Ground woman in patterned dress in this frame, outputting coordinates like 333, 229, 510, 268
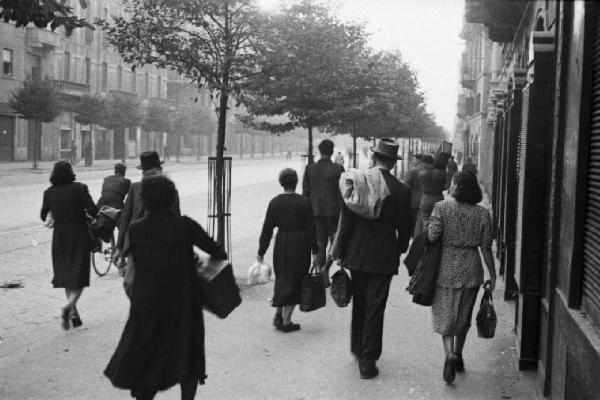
427, 171, 496, 383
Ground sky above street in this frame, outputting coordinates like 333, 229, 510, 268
336, 0, 465, 133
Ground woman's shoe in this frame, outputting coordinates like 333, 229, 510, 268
61, 307, 70, 330
278, 323, 301, 332
273, 312, 283, 329
455, 353, 465, 373
443, 354, 456, 383
70, 309, 83, 328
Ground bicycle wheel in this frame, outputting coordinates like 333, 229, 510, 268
92, 235, 115, 277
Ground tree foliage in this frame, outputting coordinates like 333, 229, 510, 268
142, 100, 172, 133
102, 93, 143, 130
9, 75, 62, 122
1, 0, 91, 34
72, 94, 106, 126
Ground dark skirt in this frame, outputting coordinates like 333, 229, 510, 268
51, 221, 91, 289
272, 230, 312, 307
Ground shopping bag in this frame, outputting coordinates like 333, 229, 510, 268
299, 266, 326, 312
197, 256, 242, 319
476, 287, 497, 338
330, 267, 352, 307
247, 262, 272, 285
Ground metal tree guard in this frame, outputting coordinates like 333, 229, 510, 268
207, 156, 232, 260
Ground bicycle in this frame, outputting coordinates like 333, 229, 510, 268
92, 233, 116, 276
90, 207, 122, 277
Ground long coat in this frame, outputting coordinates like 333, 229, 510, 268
332, 169, 412, 275
40, 182, 98, 289
302, 157, 345, 217
117, 179, 180, 252
104, 214, 227, 392
97, 174, 131, 210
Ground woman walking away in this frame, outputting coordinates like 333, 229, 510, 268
40, 161, 98, 329
104, 175, 227, 400
257, 168, 318, 332
427, 171, 496, 384
419, 155, 446, 229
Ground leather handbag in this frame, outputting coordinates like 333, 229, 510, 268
300, 266, 326, 312
197, 256, 242, 319
330, 267, 352, 307
476, 287, 497, 338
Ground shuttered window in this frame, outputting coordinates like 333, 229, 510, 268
582, 10, 600, 329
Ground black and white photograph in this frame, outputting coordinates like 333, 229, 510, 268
0, 0, 597, 399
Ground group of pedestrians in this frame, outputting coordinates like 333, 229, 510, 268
258, 138, 495, 383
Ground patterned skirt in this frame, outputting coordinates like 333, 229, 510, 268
431, 287, 479, 335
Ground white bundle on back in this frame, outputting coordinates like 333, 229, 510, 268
339, 168, 390, 219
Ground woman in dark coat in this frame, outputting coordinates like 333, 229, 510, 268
40, 161, 98, 329
257, 168, 318, 332
104, 175, 226, 400
418, 155, 447, 229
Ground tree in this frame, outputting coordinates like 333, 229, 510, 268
103, 93, 143, 162
241, 0, 369, 163
102, 0, 267, 247
1, 0, 91, 34
9, 76, 62, 169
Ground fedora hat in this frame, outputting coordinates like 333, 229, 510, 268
136, 151, 164, 170
370, 138, 402, 160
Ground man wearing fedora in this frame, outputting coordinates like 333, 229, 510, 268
302, 139, 345, 286
114, 151, 180, 276
332, 138, 412, 379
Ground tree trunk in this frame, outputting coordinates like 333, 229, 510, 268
33, 120, 39, 169
307, 125, 314, 164
352, 124, 357, 168
239, 134, 243, 159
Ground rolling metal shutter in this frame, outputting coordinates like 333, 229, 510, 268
582, 10, 600, 327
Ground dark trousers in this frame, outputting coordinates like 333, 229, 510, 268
350, 270, 393, 362
314, 215, 338, 268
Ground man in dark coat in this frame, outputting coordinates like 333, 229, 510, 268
462, 157, 478, 176
302, 139, 345, 284
97, 163, 131, 210
332, 138, 412, 379
114, 151, 180, 271
404, 154, 424, 237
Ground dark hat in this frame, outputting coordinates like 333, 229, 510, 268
136, 151, 164, 170
370, 138, 402, 160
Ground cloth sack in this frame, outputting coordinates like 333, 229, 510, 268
247, 261, 272, 285
476, 287, 497, 338
339, 168, 390, 219
330, 267, 352, 307
407, 234, 442, 307
90, 206, 120, 242
300, 266, 326, 312
196, 256, 242, 319
43, 212, 54, 229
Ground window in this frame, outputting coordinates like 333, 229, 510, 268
131, 71, 136, 93
144, 72, 149, 98
102, 7, 109, 48
85, 2, 93, 42
117, 65, 122, 90
157, 76, 162, 98
64, 52, 71, 81
101, 62, 107, 90
30, 54, 41, 79
85, 58, 91, 85
2, 49, 13, 77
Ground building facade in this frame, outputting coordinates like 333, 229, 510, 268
465, 0, 600, 398
0, 0, 168, 162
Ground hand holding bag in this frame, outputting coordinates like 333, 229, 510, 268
330, 267, 352, 307
197, 256, 242, 319
300, 265, 326, 312
476, 286, 497, 338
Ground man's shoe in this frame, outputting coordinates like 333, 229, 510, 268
359, 361, 379, 379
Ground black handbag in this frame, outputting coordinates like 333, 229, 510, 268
407, 239, 442, 307
196, 256, 242, 319
476, 287, 497, 338
300, 266, 326, 312
330, 267, 352, 307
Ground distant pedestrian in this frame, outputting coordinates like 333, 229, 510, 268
83, 140, 93, 167
114, 151, 180, 274
404, 154, 424, 237
334, 151, 345, 166
162, 135, 170, 162
97, 163, 131, 211
462, 157, 478, 176
258, 168, 318, 332
104, 175, 227, 400
332, 138, 412, 379
40, 161, 98, 330
418, 155, 446, 229
428, 171, 496, 383
302, 139, 344, 286
70, 140, 77, 165
446, 156, 458, 189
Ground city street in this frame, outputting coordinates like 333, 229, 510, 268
0, 156, 540, 399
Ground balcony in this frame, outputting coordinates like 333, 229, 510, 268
456, 94, 467, 119
110, 90, 138, 101
461, 74, 475, 90
465, 0, 528, 43
53, 80, 90, 96
25, 27, 60, 49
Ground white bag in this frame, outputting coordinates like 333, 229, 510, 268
247, 262, 272, 285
